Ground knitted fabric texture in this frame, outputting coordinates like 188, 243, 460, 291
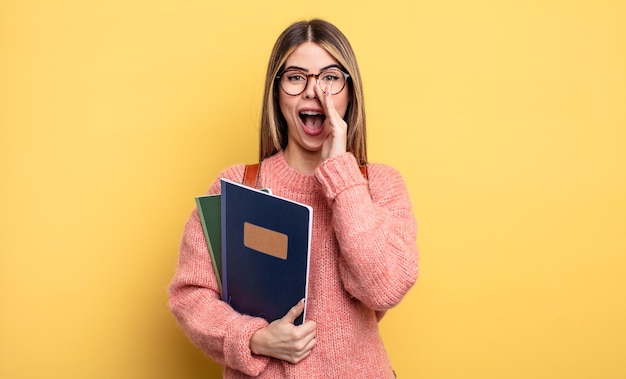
169, 152, 418, 378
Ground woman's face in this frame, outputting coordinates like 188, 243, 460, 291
278, 42, 349, 161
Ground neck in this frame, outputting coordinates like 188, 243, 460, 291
283, 147, 322, 174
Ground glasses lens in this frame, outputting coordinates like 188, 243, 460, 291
279, 69, 348, 96
318, 69, 346, 95
280, 70, 307, 96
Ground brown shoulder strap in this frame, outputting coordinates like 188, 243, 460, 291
359, 165, 368, 180
242, 163, 260, 188
243, 163, 368, 188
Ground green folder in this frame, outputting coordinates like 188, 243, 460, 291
196, 195, 223, 293
196, 189, 270, 295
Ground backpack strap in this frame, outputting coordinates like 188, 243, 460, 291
242, 163, 260, 188
359, 165, 368, 181
243, 162, 368, 189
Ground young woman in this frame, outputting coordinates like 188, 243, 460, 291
169, 19, 419, 378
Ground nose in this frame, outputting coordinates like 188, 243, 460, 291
302, 74, 318, 99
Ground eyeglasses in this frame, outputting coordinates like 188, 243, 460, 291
276, 68, 350, 96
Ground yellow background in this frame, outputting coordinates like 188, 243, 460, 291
1, 1, 625, 378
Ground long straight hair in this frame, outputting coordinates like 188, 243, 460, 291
259, 19, 367, 165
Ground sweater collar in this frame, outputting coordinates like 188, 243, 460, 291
263, 151, 321, 193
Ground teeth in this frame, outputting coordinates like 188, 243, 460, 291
300, 110, 323, 116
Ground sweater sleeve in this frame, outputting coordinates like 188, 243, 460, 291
315, 153, 419, 311
168, 165, 271, 376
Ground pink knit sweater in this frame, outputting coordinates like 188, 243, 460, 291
169, 152, 418, 378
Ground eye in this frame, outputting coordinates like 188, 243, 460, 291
285, 71, 306, 82
320, 70, 342, 82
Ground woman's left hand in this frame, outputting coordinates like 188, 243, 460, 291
316, 81, 347, 161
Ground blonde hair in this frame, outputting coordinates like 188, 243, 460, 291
259, 19, 367, 165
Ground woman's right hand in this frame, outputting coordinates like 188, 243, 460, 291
317, 81, 348, 162
249, 300, 317, 364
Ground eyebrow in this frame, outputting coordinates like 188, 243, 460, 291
283, 64, 342, 72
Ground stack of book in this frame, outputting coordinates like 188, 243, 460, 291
196, 179, 312, 325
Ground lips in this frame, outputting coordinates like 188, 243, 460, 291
299, 109, 326, 136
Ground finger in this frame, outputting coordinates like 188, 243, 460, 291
297, 336, 318, 360
303, 333, 317, 351
314, 80, 328, 106
296, 320, 317, 337
282, 299, 305, 324
290, 345, 314, 364
290, 328, 317, 364
314, 81, 334, 112
322, 91, 342, 128
324, 81, 335, 110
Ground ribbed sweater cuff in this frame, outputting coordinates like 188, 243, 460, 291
315, 153, 368, 200
223, 315, 270, 376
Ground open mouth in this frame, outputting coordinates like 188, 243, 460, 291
299, 110, 326, 135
